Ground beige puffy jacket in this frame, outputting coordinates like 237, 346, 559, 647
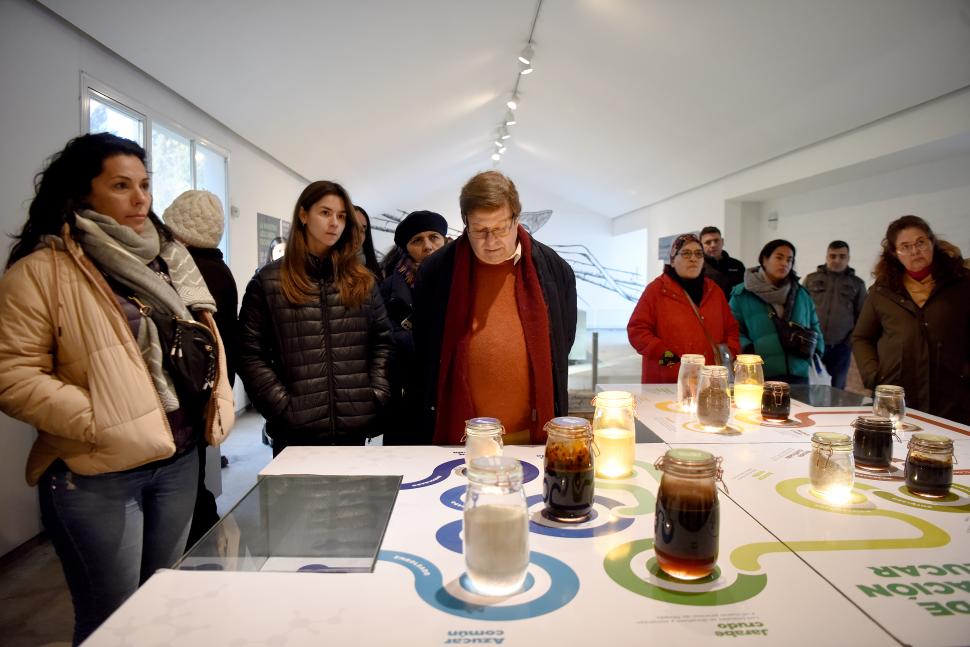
0, 226, 235, 485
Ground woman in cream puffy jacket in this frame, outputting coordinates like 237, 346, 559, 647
0, 133, 233, 645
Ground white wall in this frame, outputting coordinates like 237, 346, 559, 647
0, 0, 307, 557
760, 154, 970, 284
615, 89, 970, 281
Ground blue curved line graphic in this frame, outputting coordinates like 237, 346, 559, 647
526, 494, 636, 538
401, 459, 466, 490
439, 486, 467, 512
403, 458, 540, 491
379, 550, 579, 620
436, 519, 465, 554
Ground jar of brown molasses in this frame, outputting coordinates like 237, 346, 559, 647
761, 381, 790, 421
653, 448, 723, 580
852, 416, 899, 471
905, 433, 954, 499
543, 417, 595, 522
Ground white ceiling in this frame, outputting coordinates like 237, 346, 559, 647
41, 0, 970, 219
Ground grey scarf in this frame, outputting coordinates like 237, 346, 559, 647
73, 210, 215, 412
743, 267, 792, 317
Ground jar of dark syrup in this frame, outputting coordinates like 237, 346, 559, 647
653, 448, 723, 580
760, 381, 790, 422
543, 417, 595, 522
852, 415, 898, 471
905, 433, 954, 499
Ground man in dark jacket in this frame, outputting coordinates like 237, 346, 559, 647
413, 171, 577, 445
163, 190, 239, 547
803, 241, 867, 389
701, 226, 746, 297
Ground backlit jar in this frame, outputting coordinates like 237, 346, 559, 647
760, 381, 790, 422
592, 391, 635, 478
905, 433, 954, 499
654, 448, 723, 580
732, 354, 765, 411
463, 417, 504, 466
543, 417, 595, 522
810, 432, 854, 503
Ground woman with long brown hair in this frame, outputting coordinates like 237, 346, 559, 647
852, 215, 970, 423
238, 181, 393, 453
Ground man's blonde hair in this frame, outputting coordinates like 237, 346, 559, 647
459, 171, 521, 225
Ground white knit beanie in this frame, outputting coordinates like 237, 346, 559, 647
163, 190, 224, 249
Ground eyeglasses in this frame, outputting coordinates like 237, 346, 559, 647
677, 250, 705, 259
896, 238, 930, 256
468, 218, 516, 240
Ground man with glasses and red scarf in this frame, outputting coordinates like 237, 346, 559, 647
413, 171, 577, 445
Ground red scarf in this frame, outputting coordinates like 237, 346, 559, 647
905, 264, 933, 281
433, 227, 555, 444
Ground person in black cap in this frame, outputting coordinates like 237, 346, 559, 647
379, 210, 448, 444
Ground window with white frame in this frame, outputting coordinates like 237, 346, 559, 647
83, 78, 231, 257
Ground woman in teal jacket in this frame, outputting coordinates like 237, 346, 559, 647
729, 239, 824, 383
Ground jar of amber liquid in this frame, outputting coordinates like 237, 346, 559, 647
761, 381, 790, 421
696, 366, 731, 430
732, 354, 765, 411
905, 433, 954, 499
592, 391, 635, 478
851, 416, 898, 471
543, 417, 595, 522
463, 417, 504, 466
653, 448, 722, 580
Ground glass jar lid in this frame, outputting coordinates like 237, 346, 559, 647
701, 365, 728, 377
736, 354, 764, 365
467, 455, 523, 487
909, 432, 953, 451
874, 384, 904, 395
464, 417, 504, 437
763, 381, 789, 391
655, 447, 719, 476
811, 431, 852, 449
593, 390, 634, 408
851, 416, 895, 432
681, 354, 706, 365
544, 416, 592, 438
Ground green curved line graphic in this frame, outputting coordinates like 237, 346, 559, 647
604, 539, 767, 606
634, 460, 663, 483
594, 481, 655, 516
871, 485, 970, 513
727, 478, 951, 572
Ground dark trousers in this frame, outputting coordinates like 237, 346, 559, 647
822, 341, 852, 390
39, 450, 197, 645
186, 442, 220, 549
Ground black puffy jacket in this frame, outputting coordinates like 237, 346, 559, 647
238, 256, 393, 446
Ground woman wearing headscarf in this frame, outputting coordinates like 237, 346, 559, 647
729, 239, 825, 383
379, 210, 448, 443
628, 233, 740, 383
238, 181, 393, 453
0, 133, 234, 644
852, 215, 970, 423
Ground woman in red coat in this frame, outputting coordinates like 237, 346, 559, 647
628, 233, 741, 383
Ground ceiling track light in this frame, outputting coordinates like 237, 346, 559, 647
506, 94, 519, 111
491, 153, 501, 161
518, 44, 534, 65
498, 126, 511, 140
504, 111, 517, 126
519, 66, 534, 75
498, 146, 507, 154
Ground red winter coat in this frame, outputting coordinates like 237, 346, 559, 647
627, 273, 741, 383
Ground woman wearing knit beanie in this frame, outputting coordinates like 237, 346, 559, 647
628, 232, 740, 383
163, 189, 239, 548
378, 210, 448, 444
238, 181, 394, 452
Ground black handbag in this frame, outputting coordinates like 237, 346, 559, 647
767, 308, 818, 360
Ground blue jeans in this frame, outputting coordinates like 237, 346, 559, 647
822, 341, 853, 390
39, 449, 198, 645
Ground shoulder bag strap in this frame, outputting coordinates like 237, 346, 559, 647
682, 288, 719, 361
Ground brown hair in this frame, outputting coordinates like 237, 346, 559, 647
459, 171, 521, 225
872, 215, 965, 290
280, 181, 374, 308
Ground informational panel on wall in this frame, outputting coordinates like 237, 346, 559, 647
257, 212, 281, 268
658, 231, 699, 261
